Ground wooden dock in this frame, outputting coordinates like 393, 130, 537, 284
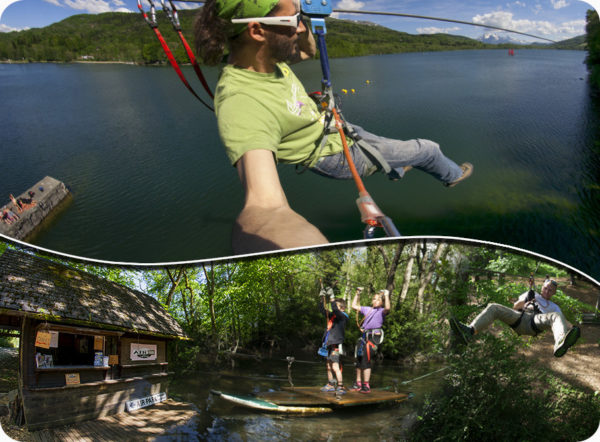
29, 399, 199, 441
0, 176, 71, 241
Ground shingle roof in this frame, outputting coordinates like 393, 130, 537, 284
0, 249, 187, 339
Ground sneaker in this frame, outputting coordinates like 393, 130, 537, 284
450, 317, 473, 345
335, 386, 346, 396
320, 383, 336, 392
553, 326, 581, 358
444, 163, 473, 187
350, 382, 362, 391
359, 383, 371, 394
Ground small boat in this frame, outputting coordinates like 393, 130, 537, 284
211, 386, 411, 414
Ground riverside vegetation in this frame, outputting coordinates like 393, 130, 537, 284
0, 9, 587, 64
1, 240, 598, 440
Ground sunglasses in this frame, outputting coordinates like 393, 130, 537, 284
231, 12, 302, 28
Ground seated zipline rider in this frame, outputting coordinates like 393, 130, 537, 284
194, 0, 474, 253
318, 287, 349, 395
351, 287, 390, 393
450, 279, 581, 358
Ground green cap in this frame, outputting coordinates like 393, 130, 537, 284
216, 0, 280, 37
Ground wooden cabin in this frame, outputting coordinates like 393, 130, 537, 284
0, 249, 188, 430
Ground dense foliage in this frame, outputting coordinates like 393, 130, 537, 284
586, 9, 600, 94
411, 335, 600, 441
0, 11, 583, 64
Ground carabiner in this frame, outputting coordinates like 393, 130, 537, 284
137, 0, 158, 28
161, 0, 182, 31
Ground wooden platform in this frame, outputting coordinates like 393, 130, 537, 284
29, 399, 199, 441
278, 386, 409, 407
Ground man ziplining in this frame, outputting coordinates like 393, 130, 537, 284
194, 0, 473, 253
450, 279, 581, 358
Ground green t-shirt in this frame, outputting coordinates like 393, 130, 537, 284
214, 62, 344, 167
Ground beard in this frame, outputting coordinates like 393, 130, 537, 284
264, 28, 299, 63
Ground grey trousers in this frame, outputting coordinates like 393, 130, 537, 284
469, 303, 569, 346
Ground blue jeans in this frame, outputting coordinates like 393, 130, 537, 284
310, 124, 464, 184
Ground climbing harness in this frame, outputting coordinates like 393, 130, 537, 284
137, 0, 214, 111
302, 1, 400, 239
510, 266, 543, 335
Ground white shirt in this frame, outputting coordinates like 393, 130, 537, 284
518, 291, 561, 314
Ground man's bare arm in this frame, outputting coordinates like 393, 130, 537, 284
232, 149, 328, 253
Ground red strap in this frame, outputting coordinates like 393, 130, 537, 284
327, 314, 336, 331
177, 30, 214, 100
152, 28, 214, 111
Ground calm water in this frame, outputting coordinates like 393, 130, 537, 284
166, 358, 443, 440
1, 50, 598, 277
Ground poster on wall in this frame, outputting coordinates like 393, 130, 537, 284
65, 373, 80, 385
130, 343, 157, 361
49, 331, 59, 348
35, 331, 51, 349
94, 335, 104, 351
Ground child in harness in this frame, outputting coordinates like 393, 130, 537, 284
351, 287, 391, 393
318, 287, 349, 395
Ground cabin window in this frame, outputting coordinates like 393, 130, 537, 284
35, 331, 117, 368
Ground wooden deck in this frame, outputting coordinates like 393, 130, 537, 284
30, 399, 199, 441
278, 386, 409, 407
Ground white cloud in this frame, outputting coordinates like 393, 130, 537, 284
473, 10, 585, 39
0, 22, 25, 32
417, 26, 461, 34
331, 0, 365, 17
173, 1, 197, 10
550, 0, 569, 8
532, 3, 542, 14
336, 0, 365, 9
40, 0, 133, 13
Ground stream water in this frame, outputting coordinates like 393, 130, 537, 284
165, 358, 445, 440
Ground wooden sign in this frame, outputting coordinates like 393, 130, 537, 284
35, 331, 52, 349
130, 343, 157, 361
108, 354, 119, 365
65, 373, 80, 385
94, 336, 104, 351
126, 392, 167, 412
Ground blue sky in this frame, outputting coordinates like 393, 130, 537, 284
0, 0, 596, 43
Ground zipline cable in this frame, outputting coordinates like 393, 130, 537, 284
170, 0, 558, 44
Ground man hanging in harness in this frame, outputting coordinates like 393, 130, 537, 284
351, 287, 391, 393
193, 0, 474, 254
450, 279, 581, 358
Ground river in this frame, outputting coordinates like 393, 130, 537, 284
1, 50, 598, 278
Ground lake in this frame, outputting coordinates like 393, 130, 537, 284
1, 50, 598, 278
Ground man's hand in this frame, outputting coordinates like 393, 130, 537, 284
233, 149, 328, 253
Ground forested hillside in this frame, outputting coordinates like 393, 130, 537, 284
0, 10, 582, 64
586, 9, 600, 93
